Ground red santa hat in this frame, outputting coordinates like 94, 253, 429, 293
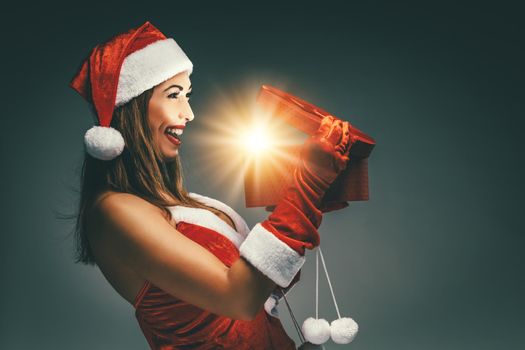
70, 21, 193, 160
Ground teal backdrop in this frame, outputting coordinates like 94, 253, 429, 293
1, 2, 523, 349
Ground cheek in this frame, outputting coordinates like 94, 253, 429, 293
148, 98, 175, 128
147, 100, 164, 132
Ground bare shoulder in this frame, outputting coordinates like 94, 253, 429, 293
84, 190, 264, 320
86, 191, 176, 257
94, 191, 167, 216
91, 191, 171, 230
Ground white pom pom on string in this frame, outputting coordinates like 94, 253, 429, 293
330, 317, 359, 344
302, 317, 331, 345
84, 126, 125, 161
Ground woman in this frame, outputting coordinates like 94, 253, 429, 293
70, 21, 354, 349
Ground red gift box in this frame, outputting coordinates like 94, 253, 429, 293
244, 85, 375, 208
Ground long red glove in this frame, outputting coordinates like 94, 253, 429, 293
240, 116, 355, 287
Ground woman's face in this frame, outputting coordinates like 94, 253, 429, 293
148, 71, 194, 161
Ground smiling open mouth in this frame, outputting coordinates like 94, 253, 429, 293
165, 128, 182, 145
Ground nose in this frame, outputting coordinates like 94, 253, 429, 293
181, 99, 194, 123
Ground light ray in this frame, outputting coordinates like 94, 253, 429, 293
188, 77, 307, 206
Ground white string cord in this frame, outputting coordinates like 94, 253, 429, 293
319, 246, 341, 319
316, 248, 319, 319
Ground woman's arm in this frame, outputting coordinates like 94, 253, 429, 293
89, 192, 276, 320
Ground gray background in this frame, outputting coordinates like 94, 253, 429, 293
1, 2, 523, 349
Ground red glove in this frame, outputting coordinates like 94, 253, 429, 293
265, 201, 348, 213
240, 116, 355, 287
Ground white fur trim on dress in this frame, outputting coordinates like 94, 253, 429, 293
239, 223, 305, 288
167, 205, 245, 248
116, 38, 193, 107
84, 126, 125, 160
188, 192, 250, 238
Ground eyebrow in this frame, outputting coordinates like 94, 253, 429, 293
163, 84, 192, 92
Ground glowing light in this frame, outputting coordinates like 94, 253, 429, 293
241, 126, 271, 154
186, 77, 305, 204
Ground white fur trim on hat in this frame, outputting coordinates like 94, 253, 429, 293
116, 38, 193, 107
84, 126, 125, 160
239, 223, 305, 288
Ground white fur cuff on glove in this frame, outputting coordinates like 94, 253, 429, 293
239, 223, 305, 288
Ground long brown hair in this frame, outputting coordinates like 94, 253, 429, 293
73, 87, 210, 265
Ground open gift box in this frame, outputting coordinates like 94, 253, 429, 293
244, 85, 376, 208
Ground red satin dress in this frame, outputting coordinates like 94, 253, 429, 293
133, 193, 297, 350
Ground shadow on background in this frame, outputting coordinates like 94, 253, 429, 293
0, 2, 523, 349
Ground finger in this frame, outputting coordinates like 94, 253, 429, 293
326, 119, 343, 145
333, 153, 349, 172
334, 122, 349, 155
338, 122, 350, 154
316, 115, 335, 136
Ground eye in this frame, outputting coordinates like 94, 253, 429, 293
168, 92, 180, 99
186, 91, 193, 100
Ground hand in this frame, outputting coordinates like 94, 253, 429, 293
239, 117, 356, 288
299, 115, 355, 186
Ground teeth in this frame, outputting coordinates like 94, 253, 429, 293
166, 127, 183, 136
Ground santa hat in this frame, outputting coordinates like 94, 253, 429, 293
70, 21, 193, 160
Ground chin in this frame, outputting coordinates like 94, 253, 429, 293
161, 150, 179, 162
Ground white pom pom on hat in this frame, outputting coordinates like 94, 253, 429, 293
84, 126, 125, 161
70, 21, 193, 161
